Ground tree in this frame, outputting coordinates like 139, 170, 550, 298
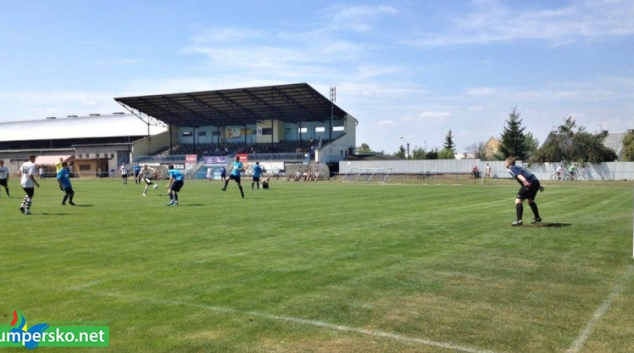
464, 141, 488, 159
411, 147, 427, 160
395, 145, 406, 159
529, 117, 618, 164
443, 130, 456, 151
438, 148, 455, 159
524, 132, 539, 159
623, 130, 634, 161
425, 148, 439, 160
498, 108, 528, 160
357, 143, 372, 153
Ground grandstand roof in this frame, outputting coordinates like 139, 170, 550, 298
114, 83, 351, 128
0, 114, 167, 142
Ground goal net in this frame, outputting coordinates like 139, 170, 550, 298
342, 167, 392, 182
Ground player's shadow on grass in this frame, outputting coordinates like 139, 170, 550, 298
532, 223, 572, 228
73, 204, 94, 207
40, 213, 72, 216
182, 204, 204, 206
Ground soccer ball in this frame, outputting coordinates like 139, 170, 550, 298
153, 184, 159, 190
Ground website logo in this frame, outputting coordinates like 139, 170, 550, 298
0, 310, 109, 350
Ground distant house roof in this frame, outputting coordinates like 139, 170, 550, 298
0, 114, 167, 143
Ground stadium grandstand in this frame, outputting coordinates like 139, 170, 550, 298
115, 83, 357, 179
0, 83, 358, 179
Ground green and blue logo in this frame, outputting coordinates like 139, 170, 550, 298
0, 310, 109, 350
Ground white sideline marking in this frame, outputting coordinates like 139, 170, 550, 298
567, 266, 634, 353
77, 288, 503, 353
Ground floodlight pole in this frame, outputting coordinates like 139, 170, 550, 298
330, 87, 336, 142
399, 135, 410, 159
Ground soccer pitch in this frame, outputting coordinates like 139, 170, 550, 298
2, 178, 633, 353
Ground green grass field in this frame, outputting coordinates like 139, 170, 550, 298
1, 178, 633, 353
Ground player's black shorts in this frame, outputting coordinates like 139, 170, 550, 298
0, 178, 7, 187
64, 186, 74, 195
122, 174, 128, 179
262, 182, 269, 189
144, 177, 153, 184
229, 174, 241, 183
22, 187, 35, 198
170, 180, 184, 192
252, 176, 260, 182
516, 180, 540, 200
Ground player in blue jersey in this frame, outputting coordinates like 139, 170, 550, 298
222, 156, 245, 198
506, 157, 544, 226
133, 162, 141, 184
57, 162, 76, 206
166, 164, 184, 206
251, 161, 262, 190
220, 165, 227, 181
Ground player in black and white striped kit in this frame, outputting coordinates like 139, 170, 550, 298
0, 160, 10, 197
18, 155, 40, 215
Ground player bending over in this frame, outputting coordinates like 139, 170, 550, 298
506, 157, 545, 226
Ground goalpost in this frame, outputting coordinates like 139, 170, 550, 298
342, 167, 392, 182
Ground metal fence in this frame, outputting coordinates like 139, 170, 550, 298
339, 160, 634, 181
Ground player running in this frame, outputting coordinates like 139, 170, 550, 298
18, 155, 40, 215
140, 164, 157, 196
506, 157, 544, 226
222, 156, 245, 198
166, 164, 184, 206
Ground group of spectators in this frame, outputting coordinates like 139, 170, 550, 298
288, 169, 321, 182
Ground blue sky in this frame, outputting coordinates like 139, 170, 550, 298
1, 0, 632, 154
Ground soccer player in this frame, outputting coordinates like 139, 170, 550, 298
120, 163, 128, 184
220, 165, 226, 181
206, 167, 213, 183
222, 156, 245, 198
18, 155, 40, 215
485, 163, 491, 179
0, 160, 10, 197
252, 161, 262, 190
166, 164, 184, 206
133, 162, 141, 184
140, 164, 157, 196
506, 157, 544, 226
57, 162, 76, 205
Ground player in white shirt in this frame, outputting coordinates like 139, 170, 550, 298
140, 164, 157, 196
0, 160, 10, 197
120, 163, 128, 185
18, 155, 40, 215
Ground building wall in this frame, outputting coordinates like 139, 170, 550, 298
131, 131, 170, 159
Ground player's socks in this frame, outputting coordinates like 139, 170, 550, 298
239, 186, 244, 198
62, 195, 69, 204
515, 203, 523, 221
529, 202, 540, 219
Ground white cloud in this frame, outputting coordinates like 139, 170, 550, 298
327, 5, 399, 32
377, 119, 394, 126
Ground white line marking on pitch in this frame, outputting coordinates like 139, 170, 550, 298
567, 266, 634, 353
76, 288, 504, 353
